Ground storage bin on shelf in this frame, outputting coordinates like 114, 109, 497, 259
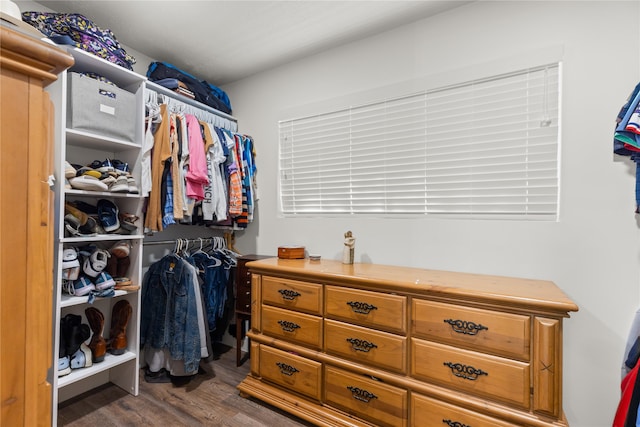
67, 72, 136, 142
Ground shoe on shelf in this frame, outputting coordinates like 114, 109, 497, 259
85, 307, 106, 363
68, 276, 95, 296
75, 166, 102, 179
109, 175, 129, 193
100, 175, 117, 190
80, 216, 105, 235
97, 199, 120, 232
114, 277, 139, 291
69, 200, 98, 215
61, 248, 80, 281
58, 355, 71, 377
62, 314, 89, 357
110, 240, 131, 258
64, 214, 95, 238
65, 319, 91, 370
108, 299, 132, 355
112, 159, 130, 175
94, 271, 115, 291
83, 249, 110, 278
87, 159, 114, 173
58, 316, 71, 377
65, 203, 88, 225
69, 175, 108, 192
127, 176, 139, 194
64, 161, 77, 179
70, 342, 93, 369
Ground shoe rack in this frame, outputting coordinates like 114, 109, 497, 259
47, 47, 145, 425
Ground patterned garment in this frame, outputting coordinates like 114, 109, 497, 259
21, 12, 136, 70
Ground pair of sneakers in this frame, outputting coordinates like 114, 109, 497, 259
62, 248, 115, 299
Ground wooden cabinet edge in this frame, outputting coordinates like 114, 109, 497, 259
251, 274, 262, 331
533, 317, 561, 418
0, 27, 74, 84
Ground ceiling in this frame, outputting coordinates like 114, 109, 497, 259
31, 1, 472, 86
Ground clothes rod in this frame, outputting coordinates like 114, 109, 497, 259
145, 80, 237, 122
143, 238, 220, 246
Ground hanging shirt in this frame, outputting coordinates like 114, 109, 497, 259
184, 114, 209, 201
141, 103, 159, 197
144, 104, 172, 232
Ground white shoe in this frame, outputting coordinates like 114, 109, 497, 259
69, 175, 108, 192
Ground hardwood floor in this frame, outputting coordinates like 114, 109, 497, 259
58, 347, 313, 426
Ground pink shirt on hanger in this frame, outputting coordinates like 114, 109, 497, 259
184, 114, 209, 200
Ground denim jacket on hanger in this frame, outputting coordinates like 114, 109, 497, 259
140, 254, 201, 374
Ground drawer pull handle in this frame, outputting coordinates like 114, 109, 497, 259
346, 386, 378, 403
442, 420, 471, 427
443, 319, 488, 335
346, 301, 378, 314
278, 289, 301, 300
276, 362, 299, 376
346, 338, 378, 352
443, 362, 488, 381
277, 320, 301, 332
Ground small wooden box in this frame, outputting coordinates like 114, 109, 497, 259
278, 245, 305, 259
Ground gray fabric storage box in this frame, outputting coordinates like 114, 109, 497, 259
67, 73, 136, 142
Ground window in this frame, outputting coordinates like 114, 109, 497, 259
279, 63, 560, 219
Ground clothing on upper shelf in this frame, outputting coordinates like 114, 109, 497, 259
143, 96, 257, 233
613, 81, 640, 215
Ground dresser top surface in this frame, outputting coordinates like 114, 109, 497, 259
247, 258, 578, 314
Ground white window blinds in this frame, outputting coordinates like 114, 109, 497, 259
279, 63, 560, 218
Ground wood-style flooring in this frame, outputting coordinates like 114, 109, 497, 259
58, 347, 313, 426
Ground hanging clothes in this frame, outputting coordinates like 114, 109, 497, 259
143, 90, 257, 231
613, 81, 640, 215
144, 103, 172, 232
140, 253, 202, 375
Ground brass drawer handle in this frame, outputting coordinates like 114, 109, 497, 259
346, 338, 378, 352
443, 319, 488, 336
276, 362, 299, 376
278, 289, 301, 300
443, 362, 488, 381
277, 320, 301, 332
442, 420, 471, 427
346, 386, 378, 403
346, 301, 377, 314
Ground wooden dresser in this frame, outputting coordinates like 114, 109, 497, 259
237, 258, 578, 427
0, 25, 73, 426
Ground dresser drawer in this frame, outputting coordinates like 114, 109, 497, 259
236, 282, 252, 312
262, 305, 323, 349
325, 319, 406, 373
412, 299, 530, 360
259, 345, 322, 401
411, 339, 530, 409
326, 286, 406, 333
325, 365, 407, 427
262, 276, 323, 315
411, 393, 520, 427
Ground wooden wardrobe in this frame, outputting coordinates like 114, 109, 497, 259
0, 25, 73, 426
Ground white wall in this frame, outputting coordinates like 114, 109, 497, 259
224, 1, 640, 426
